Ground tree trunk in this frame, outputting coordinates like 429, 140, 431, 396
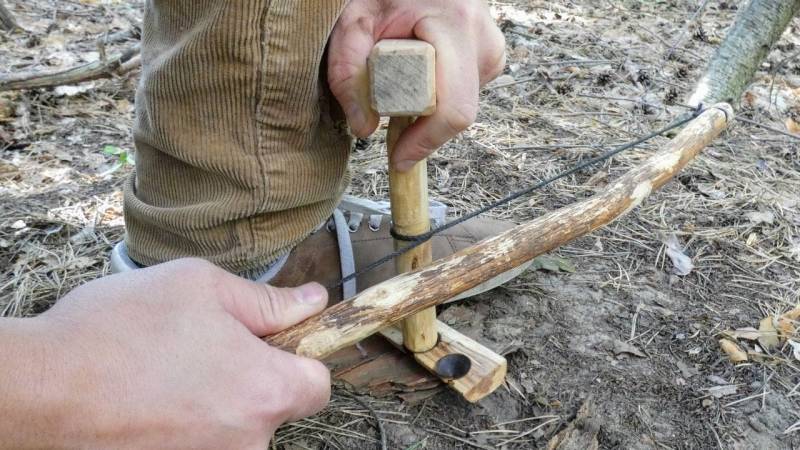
688, 0, 800, 107
0, 1, 19, 32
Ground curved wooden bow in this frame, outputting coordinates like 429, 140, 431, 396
267, 103, 734, 359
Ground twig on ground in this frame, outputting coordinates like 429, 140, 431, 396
767, 47, 800, 109
0, 45, 140, 92
423, 429, 494, 450
707, 421, 724, 450
343, 393, 387, 450
0, 1, 20, 32
497, 417, 561, 446
736, 117, 800, 141
663, 0, 712, 62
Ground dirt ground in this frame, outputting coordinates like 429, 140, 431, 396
2, 1, 800, 449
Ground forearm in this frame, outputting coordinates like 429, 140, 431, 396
0, 317, 73, 449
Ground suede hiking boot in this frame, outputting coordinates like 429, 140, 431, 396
110, 195, 531, 305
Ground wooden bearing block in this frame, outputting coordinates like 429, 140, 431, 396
369, 39, 436, 117
381, 321, 507, 403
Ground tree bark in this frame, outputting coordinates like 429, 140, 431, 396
268, 104, 734, 360
689, 0, 800, 107
0, 1, 19, 32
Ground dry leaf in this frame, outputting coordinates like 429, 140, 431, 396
777, 317, 796, 341
758, 317, 780, 350
742, 90, 756, 108
729, 327, 761, 341
663, 234, 694, 276
612, 340, 646, 358
782, 307, 800, 321
54, 83, 95, 97
707, 385, 737, 398
696, 183, 726, 199
67, 257, 96, 270
787, 117, 800, 134
788, 340, 800, 361
745, 211, 775, 225
719, 339, 747, 363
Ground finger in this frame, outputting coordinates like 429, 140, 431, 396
391, 32, 480, 172
284, 357, 330, 421
220, 280, 328, 337
265, 349, 332, 422
477, 26, 507, 86
327, 11, 380, 137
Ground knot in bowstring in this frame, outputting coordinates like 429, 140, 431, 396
333, 104, 706, 289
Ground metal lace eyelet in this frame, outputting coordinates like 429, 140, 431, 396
347, 212, 363, 233
369, 214, 383, 232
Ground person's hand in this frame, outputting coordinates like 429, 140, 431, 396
328, 0, 506, 172
5, 259, 330, 449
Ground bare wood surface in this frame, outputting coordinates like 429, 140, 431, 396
0, 45, 140, 92
381, 322, 507, 403
267, 104, 733, 359
369, 40, 436, 117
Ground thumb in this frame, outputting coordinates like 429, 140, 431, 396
327, 11, 379, 137
220, 281, 328, 337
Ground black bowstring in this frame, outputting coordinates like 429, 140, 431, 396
330, 105, 705, 290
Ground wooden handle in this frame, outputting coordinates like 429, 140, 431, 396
370, 40, 438, 353
266, 104, 733, 359
388, 117, 437, 352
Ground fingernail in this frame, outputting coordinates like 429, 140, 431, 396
296, 283, 326, 305
395, 160, 415, 172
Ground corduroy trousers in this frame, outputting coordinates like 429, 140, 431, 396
124, 0, 352, 273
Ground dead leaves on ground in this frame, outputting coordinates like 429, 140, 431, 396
719, 306, 800, 364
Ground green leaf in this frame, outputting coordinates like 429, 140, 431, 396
103, 145, 123, 156
403, 438, 428, 450
103, 146, 135, 166
531, 255, 576, 273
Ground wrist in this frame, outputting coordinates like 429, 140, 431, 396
0, 316, 109, 449
0, 317, 69, 448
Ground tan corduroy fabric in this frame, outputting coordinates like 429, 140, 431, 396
124, 0, 352, 273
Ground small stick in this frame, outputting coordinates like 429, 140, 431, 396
0, 1, 19, 32
0, 45, 140, 92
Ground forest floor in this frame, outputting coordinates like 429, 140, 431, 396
2, 1, 800, 449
